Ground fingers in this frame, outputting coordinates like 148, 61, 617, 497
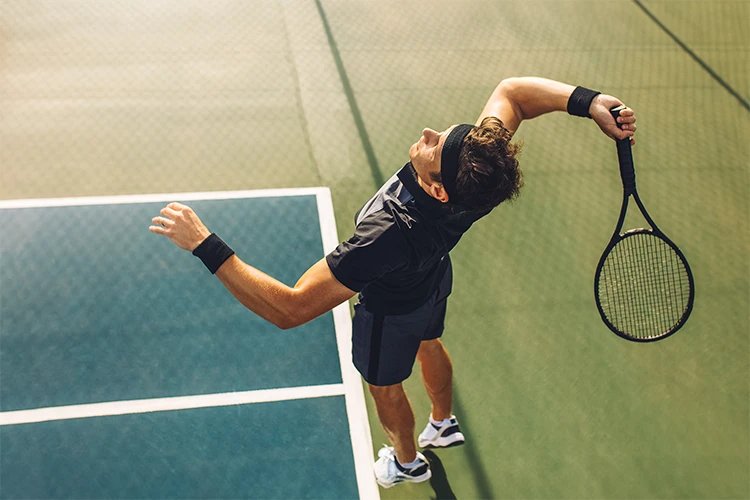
160, 207, 180, 219
617, 107, 636, 134
152, 216, 174, 227
617, 107, 634, 118
149, 202, 209, 252
151, 203, 182, 237
609, 123, 633, 140
596, 97, 637, 144
617, 114, 636, 131
614, 115, 636, 139
615, 125, 637, 145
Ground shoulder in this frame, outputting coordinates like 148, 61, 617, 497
325, 208, 410, 291
349, 207, 411, 255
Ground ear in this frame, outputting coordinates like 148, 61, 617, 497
430, 183, 450, 203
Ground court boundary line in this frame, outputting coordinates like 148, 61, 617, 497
632, 0, 749, 112
0, 384, 345, 426
0, 187, 328, 209
316, 189, 380, 500
2, 188, 379, 497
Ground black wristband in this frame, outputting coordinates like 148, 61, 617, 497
192, 233, 235, 274
567, 86, 601, 118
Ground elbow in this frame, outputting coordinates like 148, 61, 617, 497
274, 297, 307, 331
273, 310, 300, 330
277, 320, 294, 331
264, 288, 305, 330
276, 315, 300, 331
498, 78, 519, 96
277, 307, 317, 330
273, 288, 328, 330
276, 307, 320, 330
496, 78, 525, 122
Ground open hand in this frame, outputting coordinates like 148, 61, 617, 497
149, 202, 211, 252
590, 94, 637, 146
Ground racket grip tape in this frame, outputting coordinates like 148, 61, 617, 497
610, 105, 636, 194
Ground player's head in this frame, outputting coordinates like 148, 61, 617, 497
409, 116, 523, 212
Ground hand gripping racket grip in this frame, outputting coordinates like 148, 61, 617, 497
610, 105, 636, 195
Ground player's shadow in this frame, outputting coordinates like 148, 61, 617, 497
423, 450, 457, 500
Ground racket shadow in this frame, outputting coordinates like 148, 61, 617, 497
422, 450, 458, 500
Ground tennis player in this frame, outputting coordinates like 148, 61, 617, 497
150, 77, 636, 488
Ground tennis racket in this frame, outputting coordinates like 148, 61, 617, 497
594, 105, 695, 342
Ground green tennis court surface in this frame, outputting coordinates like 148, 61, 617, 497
0, 191, 377, 499
1, 0, 747, 498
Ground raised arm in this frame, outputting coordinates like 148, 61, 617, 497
477, 77, 637, 144
149, 202, 356, 330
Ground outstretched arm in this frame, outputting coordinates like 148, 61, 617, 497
477, 77, 637, 144
149, 203, 356, 330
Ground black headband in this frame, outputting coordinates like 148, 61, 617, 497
440, 124, 475, 203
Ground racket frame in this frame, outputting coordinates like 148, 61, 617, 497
593, 106, 695, 342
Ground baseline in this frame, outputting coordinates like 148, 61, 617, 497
0, 384, 345, 426
0, 187, 329, 209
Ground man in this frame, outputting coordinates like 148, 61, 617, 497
150, 77, 637, 488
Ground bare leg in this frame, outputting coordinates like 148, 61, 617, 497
416, 338, 453, 421
368, 383, 417, 464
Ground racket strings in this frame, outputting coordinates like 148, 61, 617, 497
598, 232, 691, 339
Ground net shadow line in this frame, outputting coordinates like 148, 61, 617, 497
632, 0, 750, 112
314, 0, 385, 188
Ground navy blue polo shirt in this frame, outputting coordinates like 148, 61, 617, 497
326, 162, 492, 315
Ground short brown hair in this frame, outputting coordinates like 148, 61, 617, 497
454, 116, 523, 212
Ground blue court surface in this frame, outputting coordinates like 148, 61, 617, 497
0, 189, 379, 499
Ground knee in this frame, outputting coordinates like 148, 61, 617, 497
368, 382, 404, 401
416, 338, 444, 361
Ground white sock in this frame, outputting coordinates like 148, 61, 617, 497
398, 456, 422, 469
430, 414, 452, 427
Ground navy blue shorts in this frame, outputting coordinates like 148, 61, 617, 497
352, 262, 452, 386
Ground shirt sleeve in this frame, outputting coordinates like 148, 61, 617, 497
325, 212, 409, 292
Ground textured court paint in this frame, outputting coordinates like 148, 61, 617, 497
633, 0, 749, 111
0, 1, 747, 498
0, 197, 342, 411
0, 397, 358, 499
0, 1, 323, 201
314, 0, 385, 188
319, 1, 749, 499
639, 0, 749, 102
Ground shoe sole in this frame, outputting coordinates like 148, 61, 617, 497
420, 439, 465, 449
376, 470, 432, 488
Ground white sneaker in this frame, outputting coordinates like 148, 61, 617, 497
418, 415, 465, 448
373, 445, 431, 488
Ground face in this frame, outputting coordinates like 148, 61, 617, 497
409, 125, 457, 189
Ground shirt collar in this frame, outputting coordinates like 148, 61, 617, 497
397, 162, 464, 216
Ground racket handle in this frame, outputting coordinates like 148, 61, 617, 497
610, 105, 636, 194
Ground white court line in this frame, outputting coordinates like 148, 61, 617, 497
316, 189, 380, 500
1, 188, 379, 497
0, 384, 345, 426
0, 187, 328, 209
